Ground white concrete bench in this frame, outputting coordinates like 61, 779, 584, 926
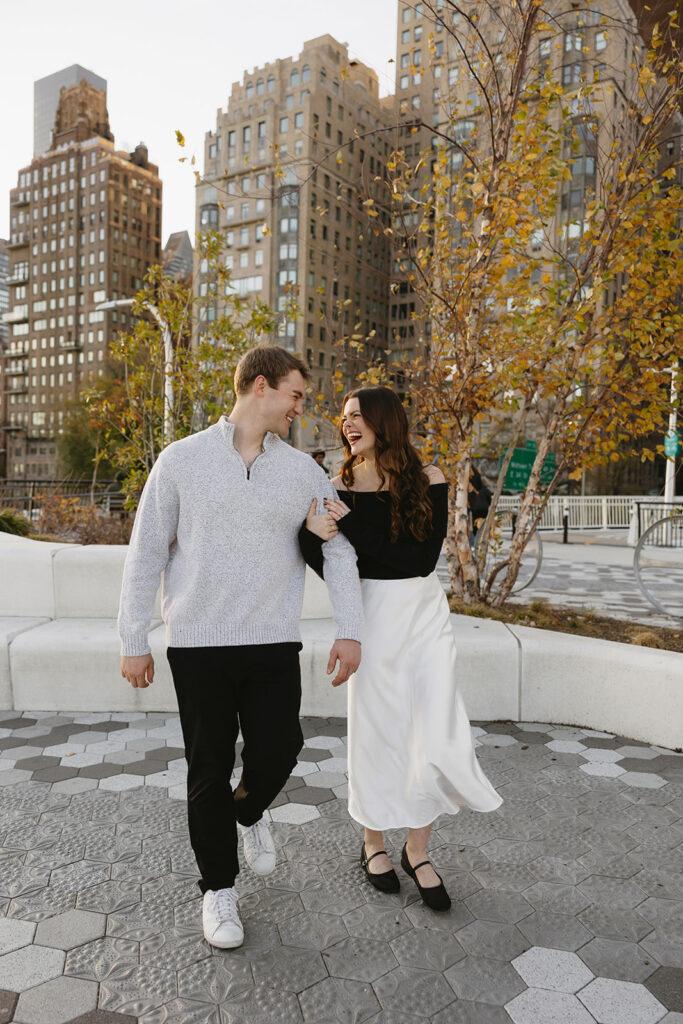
0, 535, 681, 748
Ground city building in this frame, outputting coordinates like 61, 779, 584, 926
2, 76, 162, 481
0, 240, 9, 351
162, 230, 193, 284
197, 34, 396, 447
34, 65, 107, 158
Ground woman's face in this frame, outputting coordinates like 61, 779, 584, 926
342, 397, 376, 459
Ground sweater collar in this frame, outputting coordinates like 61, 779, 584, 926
215, 415, 279, 452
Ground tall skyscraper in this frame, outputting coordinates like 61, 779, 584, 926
34, 65, 107, 158
198, 34, 395, 445
162, 231, 193, 284
2, 78, 162, 481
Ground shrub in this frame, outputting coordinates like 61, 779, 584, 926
36, 494, 132, 545
0, 508, 32, 537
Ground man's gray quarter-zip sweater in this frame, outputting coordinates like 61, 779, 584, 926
118, 416, 362, 656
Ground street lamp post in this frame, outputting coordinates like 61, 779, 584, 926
96, 298, 174, 446
664, 366, 679, 505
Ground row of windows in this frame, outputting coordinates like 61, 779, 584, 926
245, 65, 311, 98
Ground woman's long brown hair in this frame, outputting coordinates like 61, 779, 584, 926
339, 386, 433, 542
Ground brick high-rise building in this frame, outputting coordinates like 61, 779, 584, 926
198, 35, 395, 447
2, 76, 162, 481
0, 240, 9, 351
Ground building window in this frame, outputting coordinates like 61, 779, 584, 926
414, 25, 422, 40
294, 112, 304, 129
400, 74, 409, 89
302, 64, 310, 82
402, 6, 410, 22
256, 78, 265, 94
279, 117, 288, 133
245, 82, 254, 98
401, 29, 410, 43
267, 75, 275, 91
401, 53, 410, 69
243, 126, 251, 147
291, 68, 299, 85
595, 30, 607, 51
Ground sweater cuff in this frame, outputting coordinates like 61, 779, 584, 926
120, 633, 152, 657
335, 620, 363, 644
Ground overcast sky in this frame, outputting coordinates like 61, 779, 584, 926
1, 0, 398, 245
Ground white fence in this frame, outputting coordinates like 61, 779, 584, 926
497, 494, 668, 532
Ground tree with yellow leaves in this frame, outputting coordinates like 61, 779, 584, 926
380, 0, 682, 604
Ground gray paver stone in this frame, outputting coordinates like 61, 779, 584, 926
0, 919, 35, 956
324, 936, 398, 983
372, 966, 456, 1017
445, 955, 526, 1005
512, 946, 594, 993
0, 989, 18, 1024
35, 909, 106, 950
13, 975, 97, 1024
578, 937, 659, 983
0, 945, 65, 992
506, 988, 596, 1024
578, 977, 668, 1024
298, 976, 379, 1023
645, 968, 683, 1014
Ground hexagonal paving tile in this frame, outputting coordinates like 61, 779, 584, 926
581, 748, 624, 763
35, 910, 106, 951
578, 977, 668, 1024
324, 936, 398, 983
13, 975, 98, 1024
0, 919, 35, 956
445, 955, 526, 1006
644, 967, 683, 1014
512, 947, 595, 993
506, 988, 596, 1024
547, 741, 587, 754
621, 772, 668, 789
373, 966, 456, 1018
0, 945, 65, 992
578, 937, 658, 983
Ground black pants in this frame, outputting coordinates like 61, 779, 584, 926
167, 642, 303, 892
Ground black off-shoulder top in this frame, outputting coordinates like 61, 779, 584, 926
298, 482, 448, 580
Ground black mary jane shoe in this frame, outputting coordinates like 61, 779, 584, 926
360, 843, 400, 893
400, 843, 451, 911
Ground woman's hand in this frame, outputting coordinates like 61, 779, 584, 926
306, 499, 339, 541
324, 497, 351, 521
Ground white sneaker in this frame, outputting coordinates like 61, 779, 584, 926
241, 818, 276, 876
202, 887, 243, 948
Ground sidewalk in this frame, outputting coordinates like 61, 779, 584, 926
0, 710, 681, 1023
439, 532, 682, 628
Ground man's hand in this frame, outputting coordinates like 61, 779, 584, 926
327, 639, 361, 687
121, 654, 155, 689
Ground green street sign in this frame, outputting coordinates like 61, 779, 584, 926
664, 432, 680, 458
501, 447, 556, 491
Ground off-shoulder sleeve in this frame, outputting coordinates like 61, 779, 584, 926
337, 483, 447, 576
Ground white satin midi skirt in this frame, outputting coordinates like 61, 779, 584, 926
347, 572, 502, 830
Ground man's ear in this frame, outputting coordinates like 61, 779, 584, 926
253, 374, 268, 396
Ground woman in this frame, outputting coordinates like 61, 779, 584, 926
300, 387, 501, 911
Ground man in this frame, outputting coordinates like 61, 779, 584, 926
311, 449, 328, 474
118, 345, 362, 949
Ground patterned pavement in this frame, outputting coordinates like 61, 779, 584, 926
437, 543, 683, 628
0, 710, 682, 1023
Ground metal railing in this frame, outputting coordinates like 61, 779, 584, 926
636, 503, 683, 547
497, 494, 641, 531
0, 480, 126, 518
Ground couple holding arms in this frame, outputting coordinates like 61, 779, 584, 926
118, 344, 500, 950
